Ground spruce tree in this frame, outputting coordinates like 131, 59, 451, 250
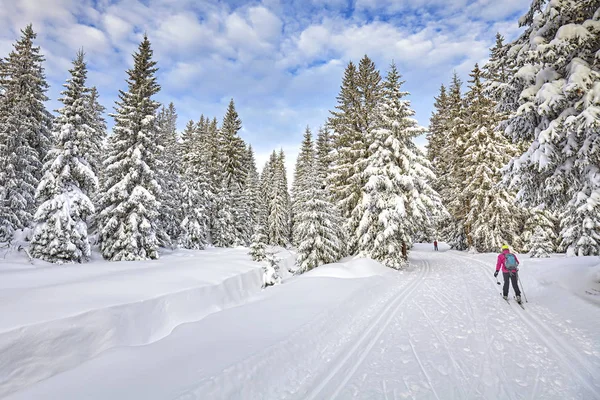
249, 223, 268, 262
97, 35, 162, 261
529, 226, 553, 258
221, 99, 251, 245
0, 25, 52, 241
291, 126, 315, 245
522, 207, 557, 253
440, 73, 470, 250
267, 150, 291, 247
30, 51, 97, 263
295, 162, 345, 274
462, 64, 522, 252
328, 56, 382, 254
426, 84, 450, 194
155, 103, 184, 246
259, 152, 276, 242
84, 86, 106, 177
244, 145, 260, 234
315, 126, 332, 189
500, 0, 600, 255
357, 62, 443, 268
179, 120, 208, 249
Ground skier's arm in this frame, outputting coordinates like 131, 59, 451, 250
496, 255, 503, 271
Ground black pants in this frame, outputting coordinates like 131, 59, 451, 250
503, 272, 521, 297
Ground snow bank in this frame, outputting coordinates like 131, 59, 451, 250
523, 255, 600, 304
0, 247, 264, 398
303, 257, 393, 279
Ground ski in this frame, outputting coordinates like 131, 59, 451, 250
501, 293, 510, 305
514, 296, 525, 309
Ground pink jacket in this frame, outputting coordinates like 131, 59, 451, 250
496, 249, 519, 273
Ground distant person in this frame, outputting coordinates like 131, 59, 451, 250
433, 240, 438, 251
495, 244, 521, 303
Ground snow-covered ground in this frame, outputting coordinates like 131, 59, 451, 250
1, 244, 599, 399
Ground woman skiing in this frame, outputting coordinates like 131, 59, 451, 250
494, 244, 522, 303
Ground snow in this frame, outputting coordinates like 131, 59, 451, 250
0, 247, 265, 397
302, 257, 392, 279
2, 244, 600, 399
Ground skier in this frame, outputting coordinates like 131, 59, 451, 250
433, 240, 438, 251
494, 244, 522, 303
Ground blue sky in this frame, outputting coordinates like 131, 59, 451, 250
0, 0, 529, 171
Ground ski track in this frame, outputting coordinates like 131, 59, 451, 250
304, 259, 432, 400
17, 248, 597, 400
451, 252, 600, 399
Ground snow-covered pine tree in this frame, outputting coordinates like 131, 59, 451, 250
357, 62, 443, 268
267, 150, 291, 247
521, 207, 557, 253
295, 157, 345, 274
291, 126, 315, 245
244, 145, 260, 235
328, 56, 382, 254
500, 0, 600, 256
97, 35, 162, 261
249, 223, 268, 262
262, 252, 282, 287
259, 152, 276, 241
426, 84, 450, 194
529, 226, 553, 258
483, 33, 511, 109
315, 126, 332, 189
221, 99, 251, 245
440, 73, 470, 250
179, 120, 208, 249
155, 103, 184, 246
461, 64, 522, 252
84, 86, 106, 177
29, 51, 97, 263
0, 25, 52, 241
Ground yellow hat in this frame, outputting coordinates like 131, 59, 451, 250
501, 244, 509, 250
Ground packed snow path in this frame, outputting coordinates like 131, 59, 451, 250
6, 247, 600, 399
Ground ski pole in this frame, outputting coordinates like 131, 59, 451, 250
517, 272, 528, 303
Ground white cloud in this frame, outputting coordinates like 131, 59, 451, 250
102, 14, 132, 44
247, 6, 282, 43
0, 0, 531, 163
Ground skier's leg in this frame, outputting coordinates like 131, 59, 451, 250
503, 272, 510, 297
511, 273, 521, 296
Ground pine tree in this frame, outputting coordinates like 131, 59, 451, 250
426, 84, 450, 193
221, 99, 250, 245
521, 207, 557, 253
315, 126, 332, 189
267, 150, 291, 247
295, 162, 345, 274
249, 223, 268, 262
500, 0, 600, 256
0, 25, 52, 241
97, 35, 162, 261
29, 51, 97, 263
440, 73, 470, 250
179, 120, 208, 249
291, 126, 315, 245
529, 226, 553, 258
462, 64, 522, 252
244, 145, 260, 234
357, 62, 443, 268
328, 56, 382, 254
84, 86, 106, 177
155, 103, 184, 246
259, 152, 276, 240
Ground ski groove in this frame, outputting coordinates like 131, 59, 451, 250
303, 259, 431, 400
455, 252, 600, 399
